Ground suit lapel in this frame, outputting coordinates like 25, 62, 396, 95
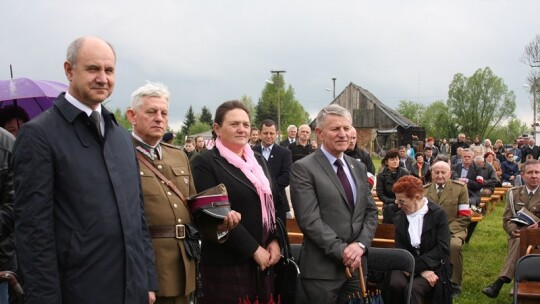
314, 150, 353, 210
344, 156, 361, 210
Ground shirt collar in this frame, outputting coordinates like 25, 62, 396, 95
262, 143, 274, 151
65, 92, 102, 117
132, 132, 162, 160
526, 186, 539, 195
321, 145, 344, 166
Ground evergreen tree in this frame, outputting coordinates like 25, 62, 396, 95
181, 105, 196, 136
200, 106, 213, 125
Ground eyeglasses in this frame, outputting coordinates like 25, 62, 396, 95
395, 199, 409, 206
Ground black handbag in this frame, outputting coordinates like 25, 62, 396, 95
433, 259, 453, 304
183, 223, 202, 261
274, 218, 300, 304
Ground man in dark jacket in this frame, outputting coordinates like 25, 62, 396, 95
12, 37, 157, 304
345, 128, 375, 175
0, 128, 15, 303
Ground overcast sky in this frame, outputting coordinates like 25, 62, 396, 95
2, 0, 539, 131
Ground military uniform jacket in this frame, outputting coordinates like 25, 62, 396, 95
135, 140, 197, 297
424, 180, 471, 236
503, 186, 540, 236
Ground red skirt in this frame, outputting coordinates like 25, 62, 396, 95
197, 261, 275, 304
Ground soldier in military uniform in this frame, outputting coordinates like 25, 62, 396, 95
482, 159, 540, 298
424, 160, 471, 297
127, 82, 240, 304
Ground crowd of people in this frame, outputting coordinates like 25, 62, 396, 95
0, 35, 539, 304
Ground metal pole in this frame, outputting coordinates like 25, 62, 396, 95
332, 77, 336, 99
270, 70, 286, 135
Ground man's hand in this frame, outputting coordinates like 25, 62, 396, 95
343, 243, 364, 269
266, 239, 281, 266
148, 291, 156, 304
217, 211, 241, 232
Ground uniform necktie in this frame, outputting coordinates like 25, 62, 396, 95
335, 159, 354, 209
437, 185, 443, 198
90, 111, 102, 138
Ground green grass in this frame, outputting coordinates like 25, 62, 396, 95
372, 157, 514, 303
455, 204, 513, 304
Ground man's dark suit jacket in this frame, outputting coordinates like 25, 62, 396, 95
451, 163, 483, 206
279, 138, 295, 147
252, 143, 292, 222
521, 145, 539, 163
12, 94, 157, 304
290, 149, 378, 280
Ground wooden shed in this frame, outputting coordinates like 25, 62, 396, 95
311, 82, 425, 153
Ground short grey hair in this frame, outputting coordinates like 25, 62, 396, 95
474, 155, 484, 162
130, 82, 170, 110
315, 104, 351, 129
66, 37, 116, 68
287, 125, 297, 132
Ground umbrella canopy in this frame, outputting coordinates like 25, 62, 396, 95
0, 77, 68, 119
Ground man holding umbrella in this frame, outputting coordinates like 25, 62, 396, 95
12, 37, 157, 304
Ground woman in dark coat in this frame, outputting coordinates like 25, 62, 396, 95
409, 152, 431, 184
376, 149, 410, 223
191, 100, 280, 304
386, 176, 451, 304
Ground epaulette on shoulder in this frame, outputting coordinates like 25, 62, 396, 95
451, 180, 466, 186
510, 185, 523, 191
161, 142, 182, 150
423, 183, 432, 188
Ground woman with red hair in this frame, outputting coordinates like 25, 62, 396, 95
385, 176, 450, 304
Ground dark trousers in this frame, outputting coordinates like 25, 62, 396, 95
301, 276, 360, 304
387, 270, 433, 304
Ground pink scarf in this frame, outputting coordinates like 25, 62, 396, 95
215, 138, 275, 232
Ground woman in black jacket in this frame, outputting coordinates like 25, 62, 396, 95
191, 100, 280, 304
386, 176, 451, 304
376, 149, 410, 223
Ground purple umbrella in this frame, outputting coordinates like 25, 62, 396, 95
0, 77, 68, 119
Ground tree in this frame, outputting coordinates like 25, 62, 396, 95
240, 95, 256, 125
256, 73, 309, 134
489, 118, 530, 143
396, 100, 425, 125
113, 108, 131, 130
188, 121, 212, 135
200, 106, 213, 125
420, 101, 458, 140
522, 34, 540, 68
447, 67, 516, 139
180, 105, 196, 136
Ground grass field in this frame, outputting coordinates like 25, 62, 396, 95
372, 157, 514, 304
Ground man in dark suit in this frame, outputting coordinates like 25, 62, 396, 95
521, 138, 539, 163
12, 37, 157, 304
398, 146, 414, 171
290, 104, 378, 304
253, 119, 292, 223
451, 148, 483, 207
279, 124, 297, 147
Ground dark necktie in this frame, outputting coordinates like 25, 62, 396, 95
90, 111, 102, 138
335, 159, 354, 209
437, 186, 443, 198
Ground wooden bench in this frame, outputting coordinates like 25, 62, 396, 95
372, 223, 395, 248
286, 218, 395, 248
